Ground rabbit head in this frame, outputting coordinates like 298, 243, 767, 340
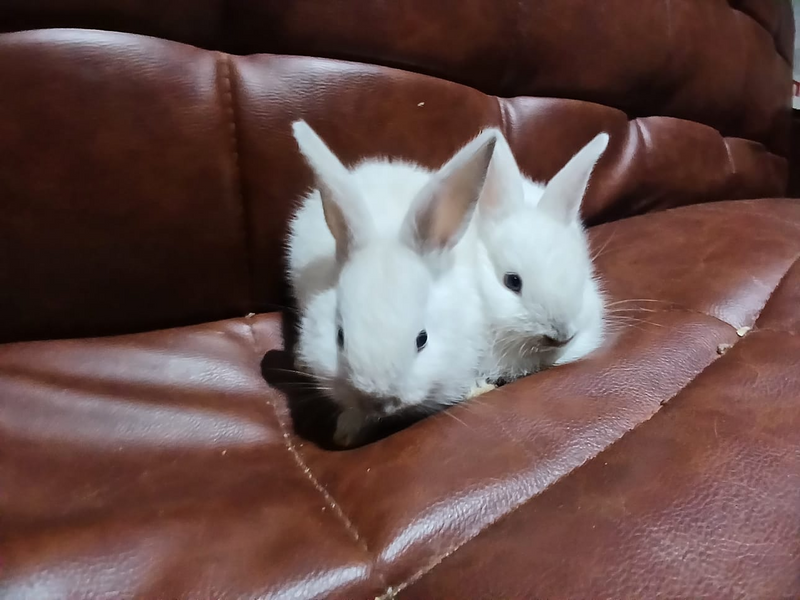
290, 121, 497, 443
476, 132, 609, 380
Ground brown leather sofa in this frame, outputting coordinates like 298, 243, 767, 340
2, 2, 799, 598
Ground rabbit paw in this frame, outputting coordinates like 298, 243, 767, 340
466, 378, 497, 399
334, 409, 366, 448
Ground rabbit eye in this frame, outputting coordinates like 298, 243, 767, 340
416, 330, 428, 352
504, 272, 522, 293
337, 327, 345, 349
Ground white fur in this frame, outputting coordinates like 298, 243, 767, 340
475, 132, 609, 381
287, 122, 496, 445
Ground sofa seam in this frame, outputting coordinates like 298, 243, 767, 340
750, 253, 800, 328
217, 52, 257, 312
497, 97, 509, 143
381, 330, 741, 598
721, 137, 736, 181
241, 319, 386, 589
630, 115, 786, 161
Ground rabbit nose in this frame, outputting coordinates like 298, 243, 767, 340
542, 333, 574, 349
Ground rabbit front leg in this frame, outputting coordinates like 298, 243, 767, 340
466, 377, 496, 399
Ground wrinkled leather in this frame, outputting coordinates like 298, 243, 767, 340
1, 1, 799, 598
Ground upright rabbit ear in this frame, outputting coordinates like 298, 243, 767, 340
292, 120, 371, 261
538, 132, 609, 224
478, 131, 525, 220
402, 129, 497, 254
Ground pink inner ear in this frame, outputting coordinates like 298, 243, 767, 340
406, 132, 496, 253
413, 189, 470, 251
479, 137, 524, 218
540, 132, 609, 223
319, 187, 354, 260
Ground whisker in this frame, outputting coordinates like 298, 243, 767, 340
276, 382, 333, 392
258, 303, 296, 312
462, 398, 494, 412
590, 227, 618, 262
607, 307, 662, 315
264, 367, 333, 384
264, 367, 311, 377
605, 316, 665, 329
288, 390, 334, 403
438, 409, 470, 429
605, 298, 670, 307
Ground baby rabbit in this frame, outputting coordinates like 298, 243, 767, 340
286, 121, 497, 446
475, 131, 609, 383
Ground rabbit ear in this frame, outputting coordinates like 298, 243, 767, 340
539, 132, 609, 224
478, 132, 526, 220
292, 120, 371, 261
402, 130, 497, 254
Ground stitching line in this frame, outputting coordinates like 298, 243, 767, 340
242, 319, 386, 590
217, 52, 257, 311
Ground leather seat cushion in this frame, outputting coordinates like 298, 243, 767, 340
2, 198, 799, 598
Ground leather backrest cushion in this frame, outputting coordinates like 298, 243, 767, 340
1, 1, 793, 153
0, 1, 793, 342
0, 31, 251, 342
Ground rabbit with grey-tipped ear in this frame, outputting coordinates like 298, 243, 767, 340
475, 131, 609, 383
286, 121, 497, 446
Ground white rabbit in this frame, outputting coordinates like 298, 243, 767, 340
286, 121, 497, 446
475, 131, 609, 383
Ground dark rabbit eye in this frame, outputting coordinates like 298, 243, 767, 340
416, 330, 428, 352
504, 272, 523, 293
337, 327, 345, 349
